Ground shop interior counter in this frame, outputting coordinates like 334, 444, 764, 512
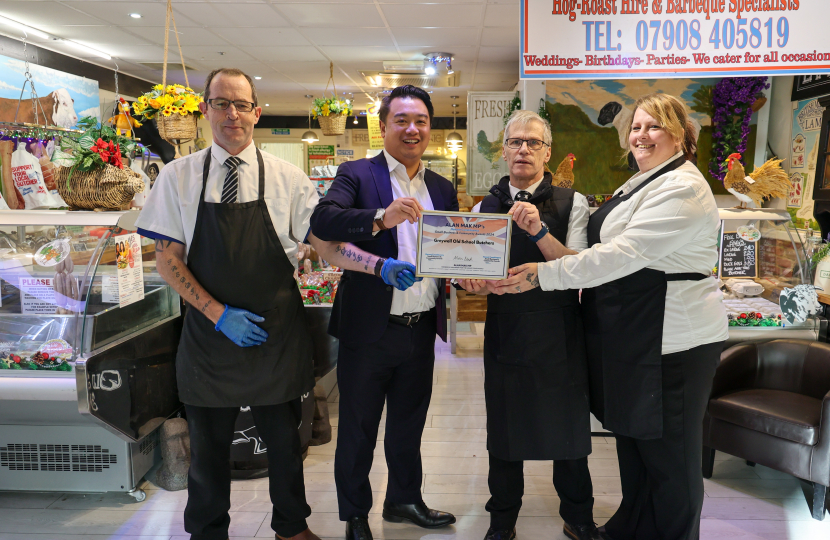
718, 208, 826, 348
0, 210, 182, 500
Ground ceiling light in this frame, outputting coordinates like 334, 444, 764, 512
265, 103, 270, 106
254, 76, 262, 80
63, 40, 111, 60
424, 52, 453, 76
0, 15, 51, 40
353, 116, 358, 124
129, 13, 142, 19
424, 64, 436, 76
301, 130, 318, 143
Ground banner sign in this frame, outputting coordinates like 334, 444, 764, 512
366, 114, 384, 149
466, 92, 513, 196
521, 0, 830, 79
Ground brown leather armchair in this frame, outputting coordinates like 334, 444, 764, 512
702, 339, 830, 520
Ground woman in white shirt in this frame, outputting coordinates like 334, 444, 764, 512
491, 93, 728, 540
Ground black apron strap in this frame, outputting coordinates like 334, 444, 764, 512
256, 148, 265, 201
665, 273, 710, 281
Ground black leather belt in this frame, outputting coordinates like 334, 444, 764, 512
389, 312, 426, 326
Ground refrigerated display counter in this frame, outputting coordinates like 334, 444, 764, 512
0, 210, 182, 500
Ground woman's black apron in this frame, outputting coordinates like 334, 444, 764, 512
480, 174, 591, 461
582, 156, 708, 439
175, 148, 315, 407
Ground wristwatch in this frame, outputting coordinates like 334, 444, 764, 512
374, 208, 388, 231
528, 221, 549, 243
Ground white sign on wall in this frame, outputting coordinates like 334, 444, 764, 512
466, 92, 513, 196
521, 0, 830, 79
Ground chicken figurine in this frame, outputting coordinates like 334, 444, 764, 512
107, 97, 142, 138
724, 153, 790, 209
551, 153, 576, 189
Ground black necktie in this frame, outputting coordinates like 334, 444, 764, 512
514, 190, 532, 202
221, 156, 243, 204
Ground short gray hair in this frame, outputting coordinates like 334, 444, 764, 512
503, 110, 552, 146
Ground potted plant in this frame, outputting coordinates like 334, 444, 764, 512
313, 95, 352, 136
54, 116, 145, 210
131, 83, 203, 144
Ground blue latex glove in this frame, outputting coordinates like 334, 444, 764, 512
215, 305, 269, 347
381, 258, 423, 291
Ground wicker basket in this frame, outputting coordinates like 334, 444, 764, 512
158, 113, 198, 143
55, 164, 146, 210
318, 113, 347, 136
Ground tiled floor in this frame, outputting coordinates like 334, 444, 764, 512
1, 336, 830, 539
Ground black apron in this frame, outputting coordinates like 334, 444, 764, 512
175, 148, 314, 407
582, 156, 708, 439
480, 174, 591, 461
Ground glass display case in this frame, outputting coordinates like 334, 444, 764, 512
0, 210, 182, 498
718, 208, 826, 347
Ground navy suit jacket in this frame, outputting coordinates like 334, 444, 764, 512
310, 152, 458, 345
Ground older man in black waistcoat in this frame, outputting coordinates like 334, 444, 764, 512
457, 110, 606, 540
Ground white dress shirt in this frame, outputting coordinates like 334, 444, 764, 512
135, 143, 319, 269
383, 150, 439, 316
537, 152, 729, 354
472, 176, 590, 252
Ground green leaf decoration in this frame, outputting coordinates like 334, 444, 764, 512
79, 134, 95, 149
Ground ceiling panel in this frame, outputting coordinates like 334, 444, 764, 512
277, 4, 386, 27
318, 46, 391, 62
483, 4, 520, 27
476, 61, 518, 74
480, 27, 518, 48
397, 46, 479, 62
390, 27, 480, 48
246, 46, 327, 62
381, 4, 484, 28
478, 46, 518, 63
130, 26, 231, 47
0, 1, 104, 26
179, 45, 252, 63
182, 4, 291, 28
211, 27, 309, 47
307, 27, 395, 47
62, 2, 199, 27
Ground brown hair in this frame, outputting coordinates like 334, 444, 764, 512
203, 68, 258, 106
624, 92, 697, 161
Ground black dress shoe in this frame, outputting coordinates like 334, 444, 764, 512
345, 517, 372, 540
563, 522, 610, 540
381, 500, 456, 528
483, 527, 516, 540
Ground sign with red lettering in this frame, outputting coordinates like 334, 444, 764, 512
521, 0, 830, 79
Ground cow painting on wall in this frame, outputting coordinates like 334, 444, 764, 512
0, 54, 99, 128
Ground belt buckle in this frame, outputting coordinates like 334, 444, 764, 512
408, 313, 421, 325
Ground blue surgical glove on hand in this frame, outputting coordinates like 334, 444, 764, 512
215, 305, 269, 347
381, 258, 423, 291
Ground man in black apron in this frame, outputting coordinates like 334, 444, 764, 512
488, 95, 728, 540
458, 111, 603, 540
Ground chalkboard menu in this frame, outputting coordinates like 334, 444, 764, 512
720, 232, 757, 278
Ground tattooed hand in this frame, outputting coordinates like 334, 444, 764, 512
488, 263, 541, 295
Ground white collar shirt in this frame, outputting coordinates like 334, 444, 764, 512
383, 149, 438, 315
135, 142, 319, 269
537, 152, 728, 354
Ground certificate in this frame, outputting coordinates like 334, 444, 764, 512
416, 210, 511, 279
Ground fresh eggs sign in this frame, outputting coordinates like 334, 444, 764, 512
521, 1, 830, 79
466, 92, 513, 196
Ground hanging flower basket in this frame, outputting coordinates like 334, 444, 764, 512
311, 62, 353, 137
55, 163, 145, 210
157, 111, 198, 142
317, 113, 348, 136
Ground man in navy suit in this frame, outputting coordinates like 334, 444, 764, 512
310, 85, 458, 540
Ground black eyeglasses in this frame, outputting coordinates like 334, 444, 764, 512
207, 98, 256, 113
504, 138, 549, 151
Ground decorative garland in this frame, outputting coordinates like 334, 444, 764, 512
503, 92, 521, 125
709, 76, 769, 183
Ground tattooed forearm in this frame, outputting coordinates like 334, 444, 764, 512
154, 239, 173, 253
201, 300, 212, 313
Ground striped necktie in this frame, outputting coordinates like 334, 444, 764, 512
220, 156, 243, 204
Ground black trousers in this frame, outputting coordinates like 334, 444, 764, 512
184, 401, 311, 540
334, 309, 437, 520
603, 340, 723, 540
486, 455, 594, 530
